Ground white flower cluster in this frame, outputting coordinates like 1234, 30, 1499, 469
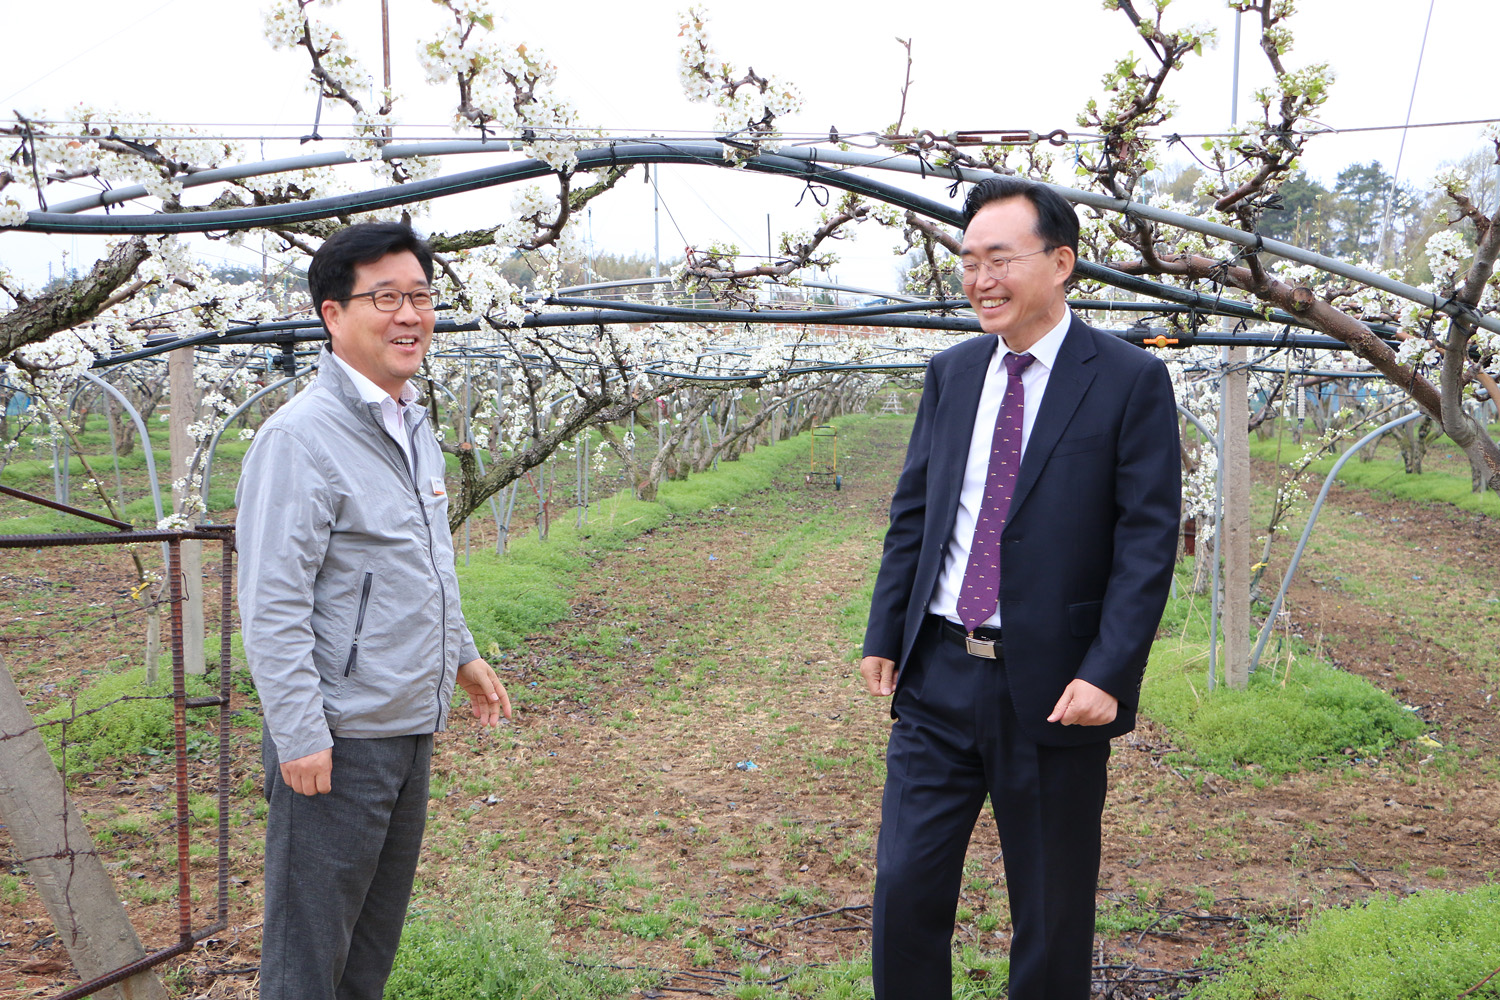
0, 192, 28, 228
1182, 458, 1219, 540
264, 0, 371, 103
1424, 230, 1472, 289
417, 0, 582, 170
449, 245, 526, 327
1394, 335, 1436, 368
676, 5, 802, 160
3, 105, 241, 211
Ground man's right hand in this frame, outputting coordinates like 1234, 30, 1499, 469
280, 748, 333, 796
860, 656, 899, 697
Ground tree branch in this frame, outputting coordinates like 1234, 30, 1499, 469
0, 237, 151, 361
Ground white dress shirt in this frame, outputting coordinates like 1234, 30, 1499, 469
929, 309, 1073, 629
328, 351, 418, 476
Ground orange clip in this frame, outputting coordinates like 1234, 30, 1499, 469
1143, 335, 1178, 348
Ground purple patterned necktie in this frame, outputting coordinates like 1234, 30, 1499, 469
956, 351, 1035, 633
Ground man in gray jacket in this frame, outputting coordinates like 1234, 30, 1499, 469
236, 222, 510, 1000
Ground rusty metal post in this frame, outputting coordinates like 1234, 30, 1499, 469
216, 538, 233, 924
0, 508, 236, 1000
168, 539, 192, 942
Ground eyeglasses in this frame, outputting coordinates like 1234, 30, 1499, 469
957, 247, 1053, 284
344, 288, 436, 312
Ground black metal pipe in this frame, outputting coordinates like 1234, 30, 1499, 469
0, 527, 233, 548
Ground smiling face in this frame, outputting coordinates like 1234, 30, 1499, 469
960, 196, 1076, 353
320, 250, 435, 399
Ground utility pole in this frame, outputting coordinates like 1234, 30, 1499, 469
648, 165, 661, 280
380, 0, 393, 137
766, 214, 773, 306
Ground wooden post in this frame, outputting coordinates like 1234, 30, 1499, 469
1222, 347, 1252, 688
0, 655, 170, 1000
168, 348, 205, 675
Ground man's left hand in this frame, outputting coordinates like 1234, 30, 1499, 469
457, 658, 513, 727
1047, 679, 1118, 726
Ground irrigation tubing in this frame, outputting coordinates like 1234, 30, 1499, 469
11, 140, 1491, 336
90, 315, 1381, 370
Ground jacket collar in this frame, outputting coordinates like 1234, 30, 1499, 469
314, 346, 430, 432
1008, 314, 1098, 518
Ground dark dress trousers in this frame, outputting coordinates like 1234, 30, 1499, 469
864, 316, 1181, 999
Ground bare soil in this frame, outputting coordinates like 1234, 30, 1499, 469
2, 421, 1497, 998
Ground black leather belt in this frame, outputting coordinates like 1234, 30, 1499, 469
929, 615, 1003, 660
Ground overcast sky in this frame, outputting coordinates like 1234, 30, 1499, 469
3, 0, 1495, 292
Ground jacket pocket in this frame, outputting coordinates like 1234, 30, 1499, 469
1067, 600, 1103, 637
1051, 432, 1109, 458
343, 572, 375, 677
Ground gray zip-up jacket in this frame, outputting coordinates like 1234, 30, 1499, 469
236, 349, 480, 762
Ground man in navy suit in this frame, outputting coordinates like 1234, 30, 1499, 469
861, 176, 1181, 999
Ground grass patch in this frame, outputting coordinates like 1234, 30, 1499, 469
1249, 433, 1500, 518
456, 423, 838, 654
1196, 884, 1500, 1000
385, 884, 652, 999
36, 667, 219, 773
1142, 568, 1422, 775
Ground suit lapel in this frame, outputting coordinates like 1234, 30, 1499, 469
1009, 318, 1097, 518
934, 335, 998, 540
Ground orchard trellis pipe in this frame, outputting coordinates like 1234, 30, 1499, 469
425, 373, 512, 556
198, 363, 515, 542
556, 276, 928, 305
1177, 391, 1220, 681
14, 140, 1493, 337
1175, 400, 1225, 688
548, 277, 1394, 337
199, 370, 313, 523
1210, 353, 1228, 692
1247, 410, 1425, 675
76, 371, 165, 524
539, 295, 1398, 341
87, 314, 1387, 371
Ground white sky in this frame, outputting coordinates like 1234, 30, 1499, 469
2, 0, 1496, 293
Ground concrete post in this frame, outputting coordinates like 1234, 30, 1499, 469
168, 348, 205, 675
1222, 347, 1252, 688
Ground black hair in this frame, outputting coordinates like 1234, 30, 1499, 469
306, 222, 435, 330
960, 176, 1080, 263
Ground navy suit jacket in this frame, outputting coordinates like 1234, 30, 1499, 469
864, 314, 1182, 747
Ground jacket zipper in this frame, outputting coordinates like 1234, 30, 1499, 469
372, 399, 450, 721
342, 572, 375, 676
412, 475, 449, 724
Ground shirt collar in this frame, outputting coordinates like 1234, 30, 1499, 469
996, 307, 1071, 374
328, 350, 417, 408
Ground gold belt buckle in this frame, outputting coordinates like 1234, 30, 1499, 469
965, 633, 998, 659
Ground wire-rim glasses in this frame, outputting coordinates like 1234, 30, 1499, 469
957, 247, 1053, 284
344, 288, 436, 312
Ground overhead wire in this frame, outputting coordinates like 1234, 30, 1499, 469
10, 115, 1500, 147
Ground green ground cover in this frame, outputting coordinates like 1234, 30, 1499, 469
1143, 572, 1424, 777
1195, 884, 1500, 1000
1247, 426, 1500, 518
